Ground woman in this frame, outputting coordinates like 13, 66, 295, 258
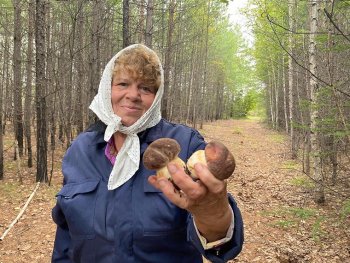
52, 44, 243, 263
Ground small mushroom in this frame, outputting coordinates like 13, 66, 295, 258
143, 138, 235, 181
143, 138, 186, 180
187, 141, 235, 180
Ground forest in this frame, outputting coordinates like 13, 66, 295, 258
0, 0, 256, 182
0, 0, 349, 261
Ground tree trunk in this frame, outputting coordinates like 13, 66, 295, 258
3, 11, 11, 134
0, 45, 3, 180
88, 1, 102, 124
35, 0, 48, 182
123, 0, 130, 48
46, 1, 56, 151
138, 0, 145, 44
145, 0, 153, 47
326, 0, 340, 184
76, 3, 85, 133
1, 13, 11, 180
200, 0, 211, 128
24, 0, 35, 168
302, 28, 311, 176
65, 6, 78, 147
13, 0, 24, 157
282, 54, 289, 133
288, 0, 297, 159
268, 71, 275, 128
271, 61, 278, 128
309, 0, 324, 204
162, 0, 175, 119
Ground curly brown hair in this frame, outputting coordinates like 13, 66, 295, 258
113, 45, 161, 91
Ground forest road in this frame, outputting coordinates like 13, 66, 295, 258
0, 119, 349, 262
201, 119, 349, 263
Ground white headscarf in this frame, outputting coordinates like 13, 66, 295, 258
89, 44, 164, 190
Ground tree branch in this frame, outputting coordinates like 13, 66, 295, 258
324, 8, 350, 43
266, 14, 350, 98
0, 183, 41, 241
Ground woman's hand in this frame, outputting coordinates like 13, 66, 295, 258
148, 162, 232, 242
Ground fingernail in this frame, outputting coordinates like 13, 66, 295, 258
158, 179, 167, 187
168, 163, 177, 173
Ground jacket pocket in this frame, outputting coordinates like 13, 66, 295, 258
56, 180, 100, 240
143, 226, 187, 237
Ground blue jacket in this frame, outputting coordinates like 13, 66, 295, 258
52, 119, 243, 263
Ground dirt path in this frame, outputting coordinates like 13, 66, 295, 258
200, 119, 349, 262
0, 119, 349, 262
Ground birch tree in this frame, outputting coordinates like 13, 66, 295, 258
288, 0, 297, 158
309, 0, 324, 203
0, 40, 3, 180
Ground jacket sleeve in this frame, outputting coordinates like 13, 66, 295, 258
187, 194, 244, 262
185, 129, 244, 262
51, 202, 73, 263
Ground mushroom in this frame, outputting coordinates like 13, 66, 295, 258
187, 141, 235, 180
143, 138, 235, 181
143, 138, 186, 180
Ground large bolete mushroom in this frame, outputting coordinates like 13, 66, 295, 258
143, 138, 235, 182
187, 141, 235, 180
143, 138, 186, 180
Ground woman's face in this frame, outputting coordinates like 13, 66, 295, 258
111, 70, 156, 127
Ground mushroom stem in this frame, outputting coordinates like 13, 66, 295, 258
156, 157, 186, 180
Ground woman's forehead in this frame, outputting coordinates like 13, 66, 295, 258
112, 70, 146, 83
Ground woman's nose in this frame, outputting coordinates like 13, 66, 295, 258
126, 83, 141, 99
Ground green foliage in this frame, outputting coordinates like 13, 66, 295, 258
216, 0, 230, 4
281, 160, 298, 169
262, 206, 317, 222
270, 133, 285, 143
273, 220, 295, 228
232, 127, 243, 135
312, 216, 326, 242
290, 207, 316, 219
289, 175, 315, 188
0, 182, 21, 199
231, 88, 262, 118
0, 0, 12, 8
262, 206, 327, 239
0, 182, 18, 194
340, 199, 350, 221
205, 13, 263, 119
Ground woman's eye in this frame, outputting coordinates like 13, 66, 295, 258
141, 87, 150, 92
140, 86, 154, 94
112, 82, 128, 88
114, 82, 128, 89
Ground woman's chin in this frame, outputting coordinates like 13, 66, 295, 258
121, 118, 137, 127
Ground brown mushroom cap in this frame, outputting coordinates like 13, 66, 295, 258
205, 141, 235, 180
143, 138, 181, 170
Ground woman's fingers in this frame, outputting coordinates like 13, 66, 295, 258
148, 161, 227, 211
148, 175, 189, 209
167, 163, 207, 200
192, 163, 226, 194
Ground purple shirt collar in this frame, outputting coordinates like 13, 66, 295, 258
105, 137, 116, 165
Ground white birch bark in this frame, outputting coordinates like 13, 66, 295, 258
288, 0, 297, 158
309, 0, 324, 203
